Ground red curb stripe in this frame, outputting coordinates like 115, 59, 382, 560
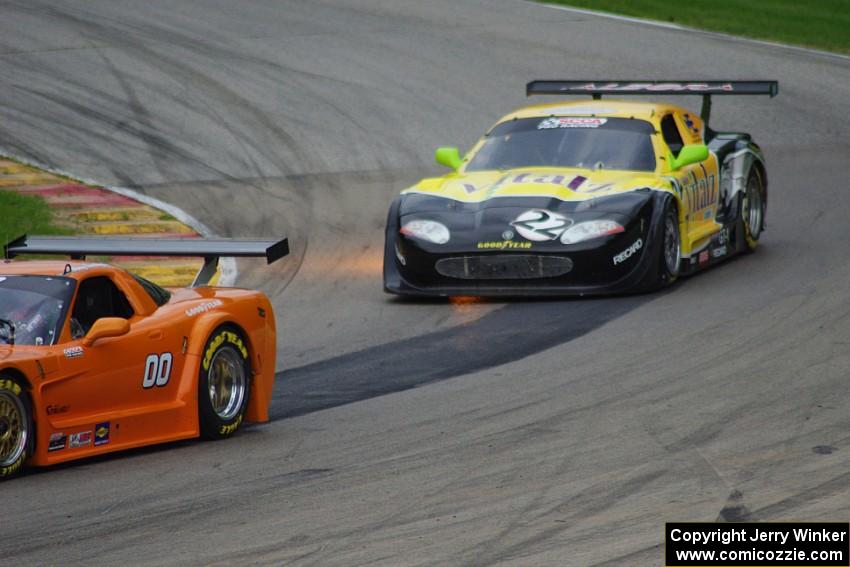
12, 184, 139, 207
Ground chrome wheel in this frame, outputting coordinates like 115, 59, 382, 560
207, 346, 247, 421
744, 173, 764, 240
663, 212, 681, 276
0, 390, 27, 468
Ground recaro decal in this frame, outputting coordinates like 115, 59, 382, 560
613, 239, 643, 265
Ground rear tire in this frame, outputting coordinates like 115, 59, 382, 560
0, 375, 33, 480
740, 168, 765, 252
198, 326, 251, 440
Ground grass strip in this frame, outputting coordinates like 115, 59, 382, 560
0, 190, 72, 246
538, 0, 850, 54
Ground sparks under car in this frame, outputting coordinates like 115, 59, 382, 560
384, 80, 778, 296
0, 235, 287, 479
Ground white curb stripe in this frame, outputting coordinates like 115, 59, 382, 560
527, 1, 850, 63
0, 150, 238, 286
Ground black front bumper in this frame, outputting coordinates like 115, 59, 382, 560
385, 231, 656, 298
383, 191, 668, 297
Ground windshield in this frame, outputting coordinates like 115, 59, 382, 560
466, 117, 657, 172
0, 275, 76, 346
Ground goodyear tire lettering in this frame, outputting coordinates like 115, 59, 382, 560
202, 331, 248, 370
198, 326, 251, 441
218, 415, 243, 436
1, 459, 23, 477
0, 379, 22, 396
0, 375, 31, 480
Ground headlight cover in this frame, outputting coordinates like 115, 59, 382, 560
560, 220, 624, 244
400, 219, 450, 244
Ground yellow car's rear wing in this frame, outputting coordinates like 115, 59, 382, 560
526, 80, 778, 127
4, 235, 289, 286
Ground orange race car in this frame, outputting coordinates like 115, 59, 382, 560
0, 235, 288, 479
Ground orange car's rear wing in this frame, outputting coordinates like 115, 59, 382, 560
4, 235, 289, 287
525, 80, 778, 129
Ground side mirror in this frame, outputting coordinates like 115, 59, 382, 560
435, 147, 463, 171
669, 144, 709, 170
83, 317, 130, 347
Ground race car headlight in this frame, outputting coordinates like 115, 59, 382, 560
560, 220, 624, 244
400, 219, 450, 244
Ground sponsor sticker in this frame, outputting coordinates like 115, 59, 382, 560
48, 433, 67, 452
538, 117, 607, 129
698, 250, 710, 264
94, 422, 110, 446
612, 239, 643, 265
185, 299, 223, 318
476, 241, 532, 250
63, 346, 84, 359
565, 82, 734, 93
711, 245, 727, 258
69, 431, 92, 448
46, 404, 69, 415
713, 227, 729, 246
510, 209, 572, 242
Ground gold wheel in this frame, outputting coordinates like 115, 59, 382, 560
0, 385, 28, 472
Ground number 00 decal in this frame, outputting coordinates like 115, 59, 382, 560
142, 353, 173, 389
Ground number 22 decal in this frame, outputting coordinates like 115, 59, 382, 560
142, 353, 173, 388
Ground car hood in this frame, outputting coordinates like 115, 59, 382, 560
401, 167, 670, 207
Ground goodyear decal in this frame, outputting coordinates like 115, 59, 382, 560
186, 300, 223, 318
202, 331, 248, 371
477, 241, 532, 250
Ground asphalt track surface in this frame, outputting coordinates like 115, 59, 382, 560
1, 1, 850, 565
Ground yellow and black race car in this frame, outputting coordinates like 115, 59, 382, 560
384, 80, 778, 297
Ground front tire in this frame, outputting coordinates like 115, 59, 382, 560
0, 375, 33, 480
198, 326, 251, 440
640, 199, 681, 292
